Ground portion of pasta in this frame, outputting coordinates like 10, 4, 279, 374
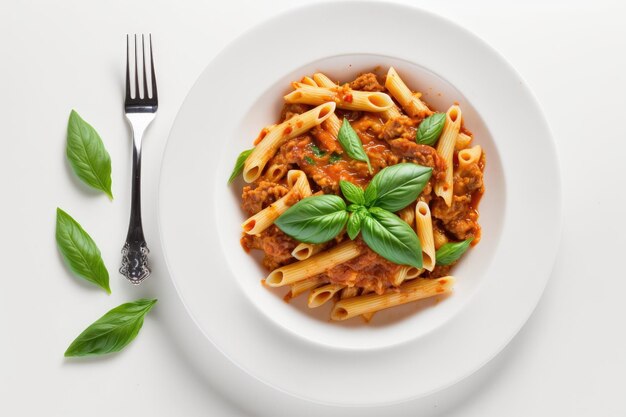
230, 68, 485, 322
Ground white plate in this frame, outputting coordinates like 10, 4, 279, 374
159, 2, 561, 406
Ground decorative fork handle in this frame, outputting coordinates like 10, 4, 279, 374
120, 115, 153, 284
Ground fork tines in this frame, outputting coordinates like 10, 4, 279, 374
125, 34, 158, 109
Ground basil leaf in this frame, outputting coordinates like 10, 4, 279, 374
347, 208, 368, 240
275, 195, 349, 244
310, 143, 326, 157
364, 163, 432, 212
329, 153, 342, 164
436, 239, 473, 265
340, 180, 365, 205
56, 208, 110, 294
361, 207, 422, 268
304, 156, 316, 165
65, 299, 157, 357
416, 112, 446, 146
66, 110, 113, 199
228, 148, 254, 184
338, 118, 372, 173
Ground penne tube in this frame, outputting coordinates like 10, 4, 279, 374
242, 170, 311, 235
312, 72, 337, 88
244, 102, 336, 182
381, 105, 402, 121
289, 276, 327, 298
308, 284, 345, 308
415, 201, 436, 271
456, 132, 473, 151
360, 289, 375, 322
291, 242, 324, 261
323, 113, 342, 138
397, 205, 415, 227
265, 163, 288, 182
331, 277, 455, 321
458, 145, 482, 169
391, 265, 424, 286
435, 105, 462, 206
385, 67, 432, 118
266, 241, 361, 287
284, 85, 394, 112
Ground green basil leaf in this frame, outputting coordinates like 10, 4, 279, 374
347, 208, 368, 240
340, 180, 365, 205
416, 113, 446, 146
228, 148, 254, 184
66, 110, 113, 199
65, 299, 157, 357
364, 163, 432, 212
56, 208, 110, 294
304, 156, 316, 165
329, 153, 342, 164
361, 207, 422, 268
338, 118, 372, 173
275, 195, 349, 244
310, 143, 326, 157
436, 239, 473, 266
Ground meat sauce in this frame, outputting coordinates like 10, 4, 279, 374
240, 73, 484, 293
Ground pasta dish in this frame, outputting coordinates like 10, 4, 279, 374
229, 68, 484, 322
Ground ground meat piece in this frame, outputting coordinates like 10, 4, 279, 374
241, 181, 289, 215
453, 163, 483, 196
387, 139, 446, 182
381, 116, 416, 141
240, 225, 297, 271
428, 265, 453, 278
280, 103, 310, 121
311, 125, 339, 153
351, 114, 384, 137
349, 73, 385, 92
431, 195, 478, 240
323, 240, 402, 294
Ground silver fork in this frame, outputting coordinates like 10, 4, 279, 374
120, 34, 158, 285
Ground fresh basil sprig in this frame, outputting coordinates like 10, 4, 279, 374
65, 299, 157, 357
364, 163, 432, 212
340, 180, 365, 205
416, 112, 446, 146
56, 208, 110, 294
275, 195, 349, 244
347, 207, 368, 240
338, 118, 372, 173
276, 163, 431, 267
66, 110, 113, 199
362, 207, 422, 268
436, 239, 473, 266
228, 148, 254, 184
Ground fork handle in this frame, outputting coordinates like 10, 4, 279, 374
120, 127, 151, 284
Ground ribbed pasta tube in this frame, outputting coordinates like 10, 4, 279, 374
415, 201, 436, 271
384, 67, 432, 117
434, 105, 462, 206
284, 85, 394, 112
308, 284, 345, 308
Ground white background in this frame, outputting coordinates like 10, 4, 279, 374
1, 0, 625, 415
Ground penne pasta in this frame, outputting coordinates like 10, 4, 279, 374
435, 105, 462, 206
458, 145, 482, 169
308, 284, 345, 308
300, 76, 317, 87
289, 276, 327, 298
265, 241, 361, 287
242, 170, 311, 235
360, 289, 375, 322
312, 72, 336, 88
244, 102, 336, 182
381, 105, 402, 121
331, 277, 455, 321
397, 205, 415, 227
456, 132, 473, 151
415, 201, 436, 271
265, 163, 288, 182
384, 67, 432, 118
291, 242, 324, 261
284, 85, 394, 112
